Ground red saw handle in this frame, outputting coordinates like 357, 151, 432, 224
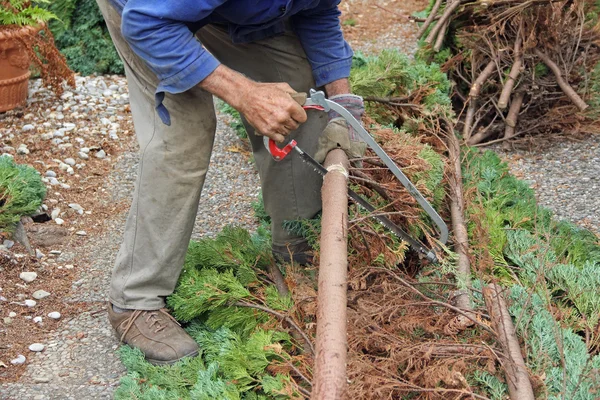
268, 138, 297, 161
265, 104, 325, 161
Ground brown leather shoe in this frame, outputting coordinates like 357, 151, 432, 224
107, 304, 199, 365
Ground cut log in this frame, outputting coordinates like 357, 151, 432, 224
312, 149, 350, 400
483, 283, 535, 400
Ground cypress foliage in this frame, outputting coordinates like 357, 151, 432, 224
47, 0, 123, 75
0, 156, 46, 232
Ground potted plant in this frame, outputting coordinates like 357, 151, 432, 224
0, 0, 74, 112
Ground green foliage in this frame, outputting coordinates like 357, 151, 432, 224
508, 285, 600, 399
0, 0, 56, 26
117, 226, 301, 399
471, 371, 508, 400
219, 100, 248, 139
342, 18, 356, 26
0, 156, 46, 232
282, 216, 321, 252
46, 0, 123, 75
350, 50, 453, 125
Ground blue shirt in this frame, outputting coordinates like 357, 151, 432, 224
108, 0, 353, 125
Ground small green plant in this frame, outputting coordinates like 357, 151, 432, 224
343, 18, 357, 26
0, 156, 46, 232
218, 100, 248, 139
0, 0, 55, 26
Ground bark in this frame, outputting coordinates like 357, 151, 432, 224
498, 38, 523, 109
312, 149, 350, 400
426, 0, 461, 44
503, 91, 525, 140
463, 100, 477, 140
417, 0, 444, 39
483, 283, 535, 400
469, 60, 497, 98
444, 131, 475, 335
534, 49, 589, 111
433, 19, 450, 52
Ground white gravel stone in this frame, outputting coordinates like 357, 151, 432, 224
20, 271, 38, 282
55, 218, 64, 225
60, 183, 71, 189
22, 124, 35, 132
80, 147, 90, 153
41, 132, 53, 140
3, 239, 14, 249
69, 203, 83, 212
8, 312, 16, 317
95, 150, 106, 159
29, 343, 45, 352
64, 158, 76, 166
47, 311, 61, 319
24, 299, 37, 307
45, 170, 57, 178
17, 145, 30, 155
35, 249, 44, 259
10, 355, 26, 365
78, 152, 89, 160
63, 122, 76, 131
32, 290, 50, 300
75, 231, 87, 236
49, 177, 60, 185
51, 208, 61, 220
33, 316, 43, 323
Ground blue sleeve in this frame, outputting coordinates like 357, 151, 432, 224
121, 0, 226, 125
290, 1, 353, 88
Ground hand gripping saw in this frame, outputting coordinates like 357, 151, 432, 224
263, 89, 448, 263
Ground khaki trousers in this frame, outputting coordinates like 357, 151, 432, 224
97, 0, 326, 309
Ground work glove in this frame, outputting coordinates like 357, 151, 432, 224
314, 94, 368, 164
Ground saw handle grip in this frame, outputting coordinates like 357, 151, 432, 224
264, 96, 325, 161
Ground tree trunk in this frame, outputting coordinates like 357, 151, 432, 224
312, 149, 350, 400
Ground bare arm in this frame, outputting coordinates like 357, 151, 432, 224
199, 65, 307, 143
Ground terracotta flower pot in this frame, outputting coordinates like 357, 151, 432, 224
0, 26, 38, 112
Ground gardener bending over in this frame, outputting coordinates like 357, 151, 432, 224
97, 0, 365, 365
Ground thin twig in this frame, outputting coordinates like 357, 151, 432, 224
235, 301, 315, 355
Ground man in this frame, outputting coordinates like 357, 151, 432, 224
98, 0, 365, 365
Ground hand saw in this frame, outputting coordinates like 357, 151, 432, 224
263, 89, 448, 263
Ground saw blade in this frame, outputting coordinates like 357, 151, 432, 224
293, 146, 438, 263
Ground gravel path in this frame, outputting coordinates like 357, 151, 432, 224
494, 137, 600, 234
1, 80, 260, 399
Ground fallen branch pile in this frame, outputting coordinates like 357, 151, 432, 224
417, 0, 600, 145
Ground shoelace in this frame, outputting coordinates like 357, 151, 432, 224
119, 308, 181, 342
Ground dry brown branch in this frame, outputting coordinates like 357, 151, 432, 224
483, 283, 535, 400
426, 0, 462, 45
417, 0, 444, 38
434, 19, 450, 52
445, 130, 475, 334
313, 149, 350, 400
498, 37, 523, 109
534, 49, 589, 111
503, 91, 525, 140
469, 59, 497, 98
